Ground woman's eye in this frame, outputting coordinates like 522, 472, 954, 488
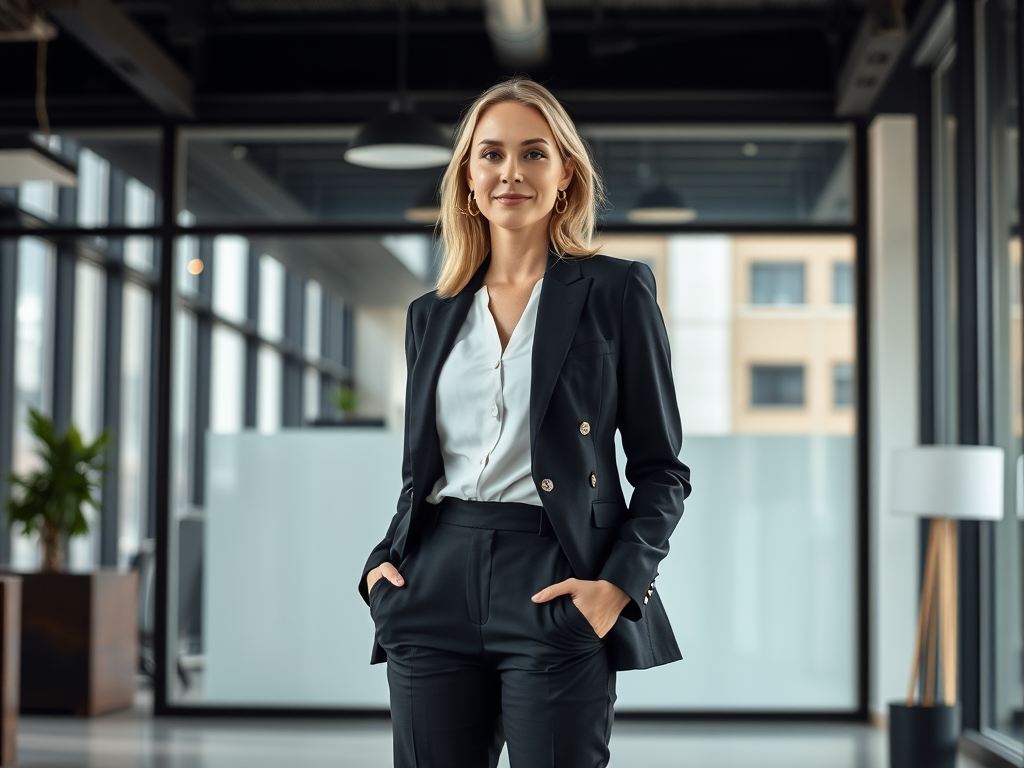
526, 150, 546, 160
483, 150, 501, 160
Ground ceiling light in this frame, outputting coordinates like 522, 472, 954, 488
345, 111, 452, 170
0, 137, 77, 186
344, 2, 453, 171
627, 184, 696, 224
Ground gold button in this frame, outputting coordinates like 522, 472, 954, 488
579, 421, 591, 435
541, 478, 554, 492
643, 595, 649, 605
589, 472, 597, 487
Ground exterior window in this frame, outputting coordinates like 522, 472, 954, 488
833, 363, 854, 407
119, 282, 152, 567
750, 263, 805, 305
751, 365, 804, 406
833, 262, 854, 305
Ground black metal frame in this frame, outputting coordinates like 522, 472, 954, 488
911, 0, 1024, 763
0, 118, 868, 720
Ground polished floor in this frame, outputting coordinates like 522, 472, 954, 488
18, 691, 987, 768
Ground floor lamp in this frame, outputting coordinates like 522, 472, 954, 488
888, 445, 1005, 768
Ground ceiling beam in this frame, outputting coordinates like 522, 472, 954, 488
40, 0, 194, 117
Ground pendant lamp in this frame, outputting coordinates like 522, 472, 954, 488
0, 136, 77, 186
627, 183, 696, 223
344, 4, 452, 170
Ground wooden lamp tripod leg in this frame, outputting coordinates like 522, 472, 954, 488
907, 519, 942, 707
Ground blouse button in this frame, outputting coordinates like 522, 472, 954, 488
579, 421, 591, 435
541, 478, 554, 492
490, 404, 499, 417
589, 473, 598, 487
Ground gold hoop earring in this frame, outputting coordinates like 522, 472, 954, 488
554, 188, 568, 215
466, 190, 480, 217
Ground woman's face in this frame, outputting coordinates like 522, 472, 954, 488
465, 101, 574, 233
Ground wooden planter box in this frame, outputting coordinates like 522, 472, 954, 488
2, 570, 137, 716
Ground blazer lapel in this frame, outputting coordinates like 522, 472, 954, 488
530, 251, 593, 454
408, 255, 491, 505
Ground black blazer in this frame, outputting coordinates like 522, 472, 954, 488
358, 247, 692, 671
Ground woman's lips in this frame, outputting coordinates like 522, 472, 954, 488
494, 194, 532, 206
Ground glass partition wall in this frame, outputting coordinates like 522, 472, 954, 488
0, 123, 864, 714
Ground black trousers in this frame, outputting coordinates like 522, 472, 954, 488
369, 497, 616, 768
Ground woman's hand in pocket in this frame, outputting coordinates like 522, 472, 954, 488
367, 561, 405, 594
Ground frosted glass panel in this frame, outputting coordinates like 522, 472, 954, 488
615, 435, 857, 710
199, 431, 855, 709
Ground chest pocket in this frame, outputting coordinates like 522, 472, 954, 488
566, 339, 613, 359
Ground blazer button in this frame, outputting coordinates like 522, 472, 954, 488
579, 421, 591, 435
589, 472, 597, 487
541, 478, 554, 492
643, 595, 649, 605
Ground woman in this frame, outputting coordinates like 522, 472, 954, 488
358, 77, 691, 768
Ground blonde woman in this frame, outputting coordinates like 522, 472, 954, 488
359, 77, 691, 767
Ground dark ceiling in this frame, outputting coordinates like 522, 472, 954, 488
0, 0, 895, 126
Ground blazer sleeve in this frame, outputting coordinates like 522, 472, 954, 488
597, 260, 692, 621
357, 299, 419, 607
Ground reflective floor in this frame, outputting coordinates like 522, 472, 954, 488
18, 690, 988, 768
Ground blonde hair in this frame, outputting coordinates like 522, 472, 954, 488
434, 77, 605, 298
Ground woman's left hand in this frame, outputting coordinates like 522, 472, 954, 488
531, 578, 631, 638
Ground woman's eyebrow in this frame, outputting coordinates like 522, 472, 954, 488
477, 138, 550, 147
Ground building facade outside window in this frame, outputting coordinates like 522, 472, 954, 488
750, 262, 805, 305
752, 365, 805, 406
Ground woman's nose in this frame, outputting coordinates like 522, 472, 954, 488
501, 159, 523, 183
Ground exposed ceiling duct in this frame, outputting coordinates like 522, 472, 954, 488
834, 0, 907, 117
38, 0, 194, 117
483, 0, 549, 68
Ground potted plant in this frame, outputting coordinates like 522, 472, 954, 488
3, 407, 138, 716
5, 407, 108, 571
330, 383, 359, 419
309, 383, 385, 427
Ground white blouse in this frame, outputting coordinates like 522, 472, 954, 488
425, 277, 544, 506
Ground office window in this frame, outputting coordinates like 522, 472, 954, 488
751, 365, 805, 406
210, 326, 245, 434
256, 345, 282, 434
11, 237, 55, 570
69, 260, 106, 570
123, 178, 156, 272
76, 149, 110, 228
833, 363, 854, 407
303, 367, 320, 422
171, 310, 197, 517
119, 282, 152, 568
212, 236, 249, 324
18, 181, 57, 221
259, 255, 285, 342
833, 262, 854, 305
750, 263, 805, 305
304, 281, 322, 361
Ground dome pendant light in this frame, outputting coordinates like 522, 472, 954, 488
344, 4, 452, 170
627, 182, 697, 223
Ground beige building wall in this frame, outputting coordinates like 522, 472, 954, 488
731, 235, 856, 435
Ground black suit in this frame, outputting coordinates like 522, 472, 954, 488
359, 247, 692, 672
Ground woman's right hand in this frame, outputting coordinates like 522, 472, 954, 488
367, 561, 405, 594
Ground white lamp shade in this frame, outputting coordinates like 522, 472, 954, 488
889, 445, 1005, 520
1017, 455, 1023, 521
